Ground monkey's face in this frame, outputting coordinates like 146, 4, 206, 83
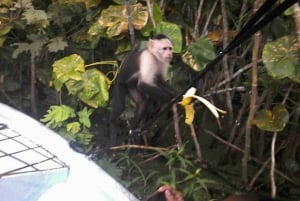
149, 38, 173, 65
157, 39, 173, 63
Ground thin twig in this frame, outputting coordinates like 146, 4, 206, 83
146, 0, 156, 28
193, 0, 204, 38
213, 60, 261, 89
270, 132, 277, 199
110, 144, 176, 152
243, 0, 263, 186
190, 124, 202, 161
246, 141, 285, 190
201, 1, 219, 37
204, 86, 245, 97
125, 0, 135, 45
203, 129, 298, 187
172, 104, 182, 146
220, 0, 233, 124
293, 3, 300, 49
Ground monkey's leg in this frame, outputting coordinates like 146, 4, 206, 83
128, 88, 149, 144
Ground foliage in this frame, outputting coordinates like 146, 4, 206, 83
262, 35, 300, 83
94, 3, 148, 38
52, 54, 114, 108
182, 37, 216, 71
158, 146, 215, 200
253, 104, 290, 132
40, 105, 94, 144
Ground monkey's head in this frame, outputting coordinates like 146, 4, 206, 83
148, 34, 173, 65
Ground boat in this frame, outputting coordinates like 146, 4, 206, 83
0, 103, 139, 201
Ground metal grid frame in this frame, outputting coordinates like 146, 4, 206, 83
0, 123, 68, 178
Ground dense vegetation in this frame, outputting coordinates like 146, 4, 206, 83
0, 0, 300, 200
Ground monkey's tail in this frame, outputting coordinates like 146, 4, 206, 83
109, 82, 127, 143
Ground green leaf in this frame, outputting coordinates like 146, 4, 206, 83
262, 35, 300, 83
139, 2, 163, 37
88, 21, 107, 36
14, 0, 33, 9
155, 21, 182, 53
40, 105, 76, 128
0, 24, 12, 37
47, 37, 68, 52
97, 4, 148, 38
77, 107, 94, 128
66, 122, 81, 134
65, 69, 111, 108
182, 37, 215, 71
253, 104, 290, 132
12, 37, 48, 58
0, 37, 6, 47
112, 0, 137, 4
52, 54, 85, 90
22, 8, 49, 27
82, 0, 102, 8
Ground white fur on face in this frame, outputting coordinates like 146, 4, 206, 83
139, 38, 173, 86
151, 39, 173, 64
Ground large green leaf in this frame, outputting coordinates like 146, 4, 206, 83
93, 4, 148, 38
57, 0, 101, 8
253, 104, 289, 132
112, 0, 137, 4
139, 1, 163, 37
0, 16, 12, 39
262, 36, 300, 83
52, 54, 85, 90
65, 69, 111, 108
182, 37, 215, 71
155, 21, 182, 53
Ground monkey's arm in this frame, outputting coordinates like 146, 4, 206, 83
138, 80, 176, 103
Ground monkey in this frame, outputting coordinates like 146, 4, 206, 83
109, 34, 177, 144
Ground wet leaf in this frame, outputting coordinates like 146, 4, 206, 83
66, 122, 81, 134
40, 105, 76, 128
182, 37, 215, 71
253, 104, 289, 132
65, 69, 111, 108
262, 35, 300, 83
52, 54, 85, 91
47, 37, 68, 52
155, 21, 182, 53
78, 107, 94, 128
96, 4, 148, 38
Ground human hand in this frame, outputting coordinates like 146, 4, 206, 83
157, 185, 184, 201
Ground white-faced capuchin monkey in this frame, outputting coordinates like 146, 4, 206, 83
109, 34, 177, 144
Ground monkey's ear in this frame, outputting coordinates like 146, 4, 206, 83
147, 38, 155, 49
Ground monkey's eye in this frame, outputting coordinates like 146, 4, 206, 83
163, 47, 172, 51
